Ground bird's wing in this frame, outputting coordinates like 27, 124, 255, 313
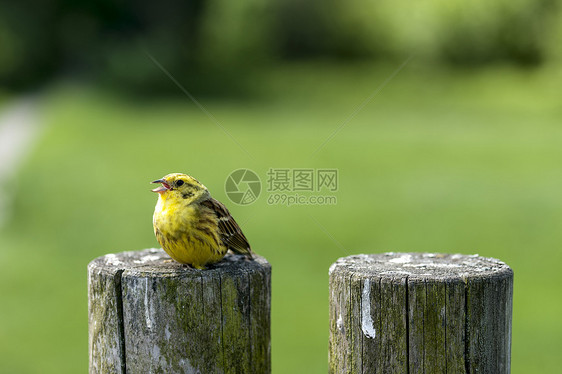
201, 198, 253, 258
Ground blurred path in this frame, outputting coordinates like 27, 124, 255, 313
0, 97, 43, 226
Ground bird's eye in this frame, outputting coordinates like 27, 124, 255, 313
176, 180, 184, 187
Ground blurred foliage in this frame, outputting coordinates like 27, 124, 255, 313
0, 0, 561, 93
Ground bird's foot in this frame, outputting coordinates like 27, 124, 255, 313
183, 263, 205, 271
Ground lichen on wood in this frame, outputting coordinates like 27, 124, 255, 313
329, 252, 513, 374
88, 248, 271, 374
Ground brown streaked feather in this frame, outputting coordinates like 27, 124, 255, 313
201, 198, 253, 258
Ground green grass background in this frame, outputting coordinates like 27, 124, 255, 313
1, 62, 561, 373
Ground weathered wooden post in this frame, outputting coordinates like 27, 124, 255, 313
88, 248, 271, 374
329, 252, 513, 373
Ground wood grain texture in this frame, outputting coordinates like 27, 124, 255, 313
88, 248, 271, 374
329, 253, 513, 374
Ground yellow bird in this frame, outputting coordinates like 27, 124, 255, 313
151, 173, 253, 269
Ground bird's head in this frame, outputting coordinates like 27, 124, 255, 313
151, 173, 210, 203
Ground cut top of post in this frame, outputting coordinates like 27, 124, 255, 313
88, 247, 269, 276
329, 252, 512, 281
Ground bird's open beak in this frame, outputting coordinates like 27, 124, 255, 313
151, 179, 171, 193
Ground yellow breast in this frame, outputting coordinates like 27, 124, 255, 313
153, 193, 225, 269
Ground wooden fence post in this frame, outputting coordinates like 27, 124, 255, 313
88, 248, 271, 374
329, 252, 513, 374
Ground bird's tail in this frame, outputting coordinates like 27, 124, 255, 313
229, 247, 254, 260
